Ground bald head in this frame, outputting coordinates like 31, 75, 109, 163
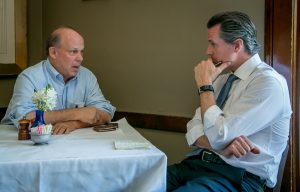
46, 26, 85, 83
46, 26, 83, 56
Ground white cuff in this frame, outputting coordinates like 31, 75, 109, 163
203, 105, 223, 130
185, 125, 204, 146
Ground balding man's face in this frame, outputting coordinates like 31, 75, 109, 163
50, 28, 84, 83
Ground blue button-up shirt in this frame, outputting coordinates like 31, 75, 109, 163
1, 59, 116, 127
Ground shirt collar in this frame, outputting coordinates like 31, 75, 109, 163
234, 54, 262, 80
45, 59, 60, 78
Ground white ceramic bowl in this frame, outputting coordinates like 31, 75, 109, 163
30, 133, 51, 144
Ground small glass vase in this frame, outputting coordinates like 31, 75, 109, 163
31, 110, 45, 128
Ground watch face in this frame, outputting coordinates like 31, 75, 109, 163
198, 85, 214, 95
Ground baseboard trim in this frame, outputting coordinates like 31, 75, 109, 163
113, 111, 189, 133
0, 107, 6, 120
0, 107, 189, 133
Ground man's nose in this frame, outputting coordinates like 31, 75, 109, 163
206, 46, 212, 56
76, 52, 83, 61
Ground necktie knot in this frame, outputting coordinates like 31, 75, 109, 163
216, 74, 239, 109
227, 74, 239, 83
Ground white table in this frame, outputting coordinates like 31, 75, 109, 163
0, 118, 167, 192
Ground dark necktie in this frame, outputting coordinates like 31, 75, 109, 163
216, 74, 239, 109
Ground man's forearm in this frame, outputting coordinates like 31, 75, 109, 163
44, 108, 112, 125
44, 108, 81, 124
24, 108, 83, 124
195, 134, 260, 158
194, 135, 213, 150
26, 107, 112, 125
97, 110, 112, 124
199, 92, 216, 119
195, 135, 232, 157
60, 120, 91, 129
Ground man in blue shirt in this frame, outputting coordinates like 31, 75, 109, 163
1, 26, 116, 134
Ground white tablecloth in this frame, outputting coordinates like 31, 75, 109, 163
0, 118, 167, 192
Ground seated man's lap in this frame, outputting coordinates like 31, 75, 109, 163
167, 157, 265, 192
173, 176, 238, 192
167, 158, 239, 192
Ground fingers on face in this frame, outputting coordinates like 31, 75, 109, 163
217, 61, 231, 71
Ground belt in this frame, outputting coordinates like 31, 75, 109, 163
200, 150, 226, 164
187, 149, 266, 187
188, 149, 226, 164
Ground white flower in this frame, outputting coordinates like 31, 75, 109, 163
32, 84, 57, 111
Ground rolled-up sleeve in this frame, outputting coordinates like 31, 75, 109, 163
185, 108, 205, 146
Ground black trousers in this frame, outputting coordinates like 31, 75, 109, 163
167, 150, 266, 192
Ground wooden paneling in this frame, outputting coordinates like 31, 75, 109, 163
113, 111, 189, 133
15, 0, 27, 70
0, 0, 27, 77
265, 0, 299, 191
293, 0, 300, 190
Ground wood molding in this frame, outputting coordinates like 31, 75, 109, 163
265, 0, 299, 191
291, 0, 300, 190
113, 111, 189, 132
0, 64, 22, 78
0, 0, 27, 78
15, 0, 27, 70
0, 107, 6, 120
264, 0, 273, 66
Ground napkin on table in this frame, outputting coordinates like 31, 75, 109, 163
114, 140, 151, 150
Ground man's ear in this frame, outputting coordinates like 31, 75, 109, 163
48, 47, 57, 59
233, 38, 244, 53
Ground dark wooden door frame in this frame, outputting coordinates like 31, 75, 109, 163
265, 0, 299, 191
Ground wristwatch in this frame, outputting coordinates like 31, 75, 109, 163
197, 85, 214, 95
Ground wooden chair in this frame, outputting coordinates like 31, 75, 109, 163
266, 142, 289, 192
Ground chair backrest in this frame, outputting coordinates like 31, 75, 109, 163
266, 142, 289, 192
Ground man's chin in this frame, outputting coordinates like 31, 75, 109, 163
66, 72, 78, 80
72, 68, 80, 74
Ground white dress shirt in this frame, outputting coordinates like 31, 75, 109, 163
186, 54, 292, 188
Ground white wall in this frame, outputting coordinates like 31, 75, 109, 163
136, 127, 193, 165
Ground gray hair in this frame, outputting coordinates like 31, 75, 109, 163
207, 11, 261, 55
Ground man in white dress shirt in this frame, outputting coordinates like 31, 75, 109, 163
167, 11, 292, 191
